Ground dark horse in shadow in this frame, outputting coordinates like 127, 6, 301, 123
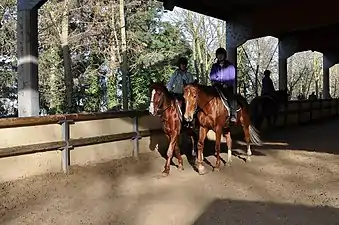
249, 90, 289, 130
148, 80, 198, 176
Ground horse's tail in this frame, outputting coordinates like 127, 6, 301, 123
237, 96, 262, 146
249, 124, 262, 146
249, 97, 264, 131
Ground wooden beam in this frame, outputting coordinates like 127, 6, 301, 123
245, 2, 339, 38
283, 24, 339, 53
18, 0, 48, 10
0, 130, 163, 158
0, 110, 149, 129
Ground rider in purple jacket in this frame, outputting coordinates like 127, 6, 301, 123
210, 47, 237, 124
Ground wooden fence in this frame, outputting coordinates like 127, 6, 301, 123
0, 98, 338, 175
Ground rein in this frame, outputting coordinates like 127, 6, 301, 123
152, 92, 172, 118
193, 91, 216, 115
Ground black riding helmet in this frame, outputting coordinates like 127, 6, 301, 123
177, 57, 188, 66
264, 70, 271, 76
216, 47, 227, 57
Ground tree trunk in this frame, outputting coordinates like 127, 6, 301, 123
255, 65, 259, 96
61, 0, 73, 113
201, 41, 208, 83
107, 2, 120, 109
119, 0, 128, 110
192, 38, 200, 82
196, 38, 205, 84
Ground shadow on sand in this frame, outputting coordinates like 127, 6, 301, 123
193, 198, 339, 225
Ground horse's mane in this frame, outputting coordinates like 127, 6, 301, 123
192, 83, 249, 108
194, 83, 220, 97
153, 83, 176, 100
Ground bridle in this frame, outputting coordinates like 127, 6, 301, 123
151, 90, 171, 117
186, 87, 216, 116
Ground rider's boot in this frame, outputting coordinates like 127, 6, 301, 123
181, 100, 190, 128
229, 99, 237, 125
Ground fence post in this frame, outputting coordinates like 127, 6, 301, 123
132, 116, 141, 157
310, 100, 313, 122
58, 119, 74, 173
298, 101, 302, 124
284, 102, 288, 126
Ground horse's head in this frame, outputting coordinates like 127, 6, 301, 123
183, 83, 199, 122
149, 79, 168, 116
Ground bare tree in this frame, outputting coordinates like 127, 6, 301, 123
119, 0, 129, 110
168, 8, 225, 84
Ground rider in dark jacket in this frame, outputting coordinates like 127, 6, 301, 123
261, 70, 275, 96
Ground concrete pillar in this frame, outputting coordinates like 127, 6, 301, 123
323, 58, 330, 99
227, 47, 237, 93
278, 37, 298, 91
278, 52, 288, 91
17, 8, 39, 117
322, 53, 338, 99
226, 22, 251, 94
227, 47, 237, 66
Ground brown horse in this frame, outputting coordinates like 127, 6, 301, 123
183, 83, 262, 175
149, 80, 197, 176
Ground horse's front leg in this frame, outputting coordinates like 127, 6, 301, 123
174, 140, 184, 171
242, 125, 252, 162
240, 112, 252, 162
190, 130, 198, 164
162, 134, 178, 176
191, 134, 197, 157
224, 131, 233, 166
214, 126, 222, 171
197, 126, 208, 175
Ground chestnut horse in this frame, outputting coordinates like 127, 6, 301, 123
183, 83, 262, 175
149, 80, 197, 176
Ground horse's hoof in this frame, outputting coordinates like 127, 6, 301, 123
246, 157, 252, 162
178, 165, 184, 171
226, 162, 232, 167
198, 166, 206, 175
162, 169, 170, 176
213, 167, 221, 172
198, 170, 205, 175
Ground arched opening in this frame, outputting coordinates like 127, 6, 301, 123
287, 51, 323, 100
238, 36, 278, 100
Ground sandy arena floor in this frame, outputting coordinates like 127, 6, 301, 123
1, 120, 339, 225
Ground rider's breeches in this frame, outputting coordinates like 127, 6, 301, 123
224, 86, 236, 113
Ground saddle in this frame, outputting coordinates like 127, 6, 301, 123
214, 86, 231, 116
174, 98, 183, 120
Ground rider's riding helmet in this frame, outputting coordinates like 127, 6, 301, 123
177, 57, 188, 67
264, 70, 271, 76
216, 47, 227, 57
